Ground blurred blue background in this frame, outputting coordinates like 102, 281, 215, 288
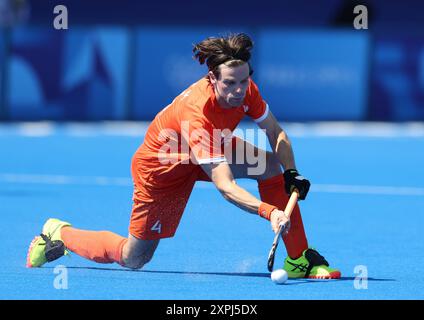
1, 0, 424, 301
0, 0, 423, 121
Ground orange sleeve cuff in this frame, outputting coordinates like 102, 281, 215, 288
258, 202, 278, 221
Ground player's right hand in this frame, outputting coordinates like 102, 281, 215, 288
270, 209, 291, 234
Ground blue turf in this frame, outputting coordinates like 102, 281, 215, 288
0, 123, 423, 299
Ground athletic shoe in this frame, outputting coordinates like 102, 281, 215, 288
26, 218, 71, 268
283, 248, 341, 279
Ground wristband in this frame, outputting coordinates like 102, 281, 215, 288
258, 202, 278, 221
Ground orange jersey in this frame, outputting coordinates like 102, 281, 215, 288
132, 77, 268, 199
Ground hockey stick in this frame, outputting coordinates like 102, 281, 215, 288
267, 190, 299, 272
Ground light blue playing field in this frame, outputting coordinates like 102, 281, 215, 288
0, 122, 423, 300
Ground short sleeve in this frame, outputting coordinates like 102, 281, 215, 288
245, 79, 269, 123
183, 116, 227, 165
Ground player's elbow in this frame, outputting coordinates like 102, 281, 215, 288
215, 180, 237, 200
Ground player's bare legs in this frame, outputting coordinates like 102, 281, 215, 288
121, 235, 159, 269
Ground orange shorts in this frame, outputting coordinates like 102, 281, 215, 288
129, 165, 211, 240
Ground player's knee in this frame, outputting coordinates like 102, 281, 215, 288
121, 236, 159, 270
123, 256, 149, 270
126, 261, 144, 270
143, 252, 155, 265
123, 251, 155, 270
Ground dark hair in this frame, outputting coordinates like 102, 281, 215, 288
193, 33, 254, 78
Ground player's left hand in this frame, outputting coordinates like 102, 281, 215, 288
283, 169, 311, 200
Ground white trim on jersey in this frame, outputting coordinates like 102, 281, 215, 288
197, 157, 227, 165
253, 103, 270, 123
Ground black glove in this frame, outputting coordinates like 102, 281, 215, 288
283, 169, 311, 200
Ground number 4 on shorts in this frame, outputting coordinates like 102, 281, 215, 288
151, 220, 162, 234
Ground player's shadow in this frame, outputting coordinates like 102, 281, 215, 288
339, 276, 396, 282
45, 266, 395, 285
